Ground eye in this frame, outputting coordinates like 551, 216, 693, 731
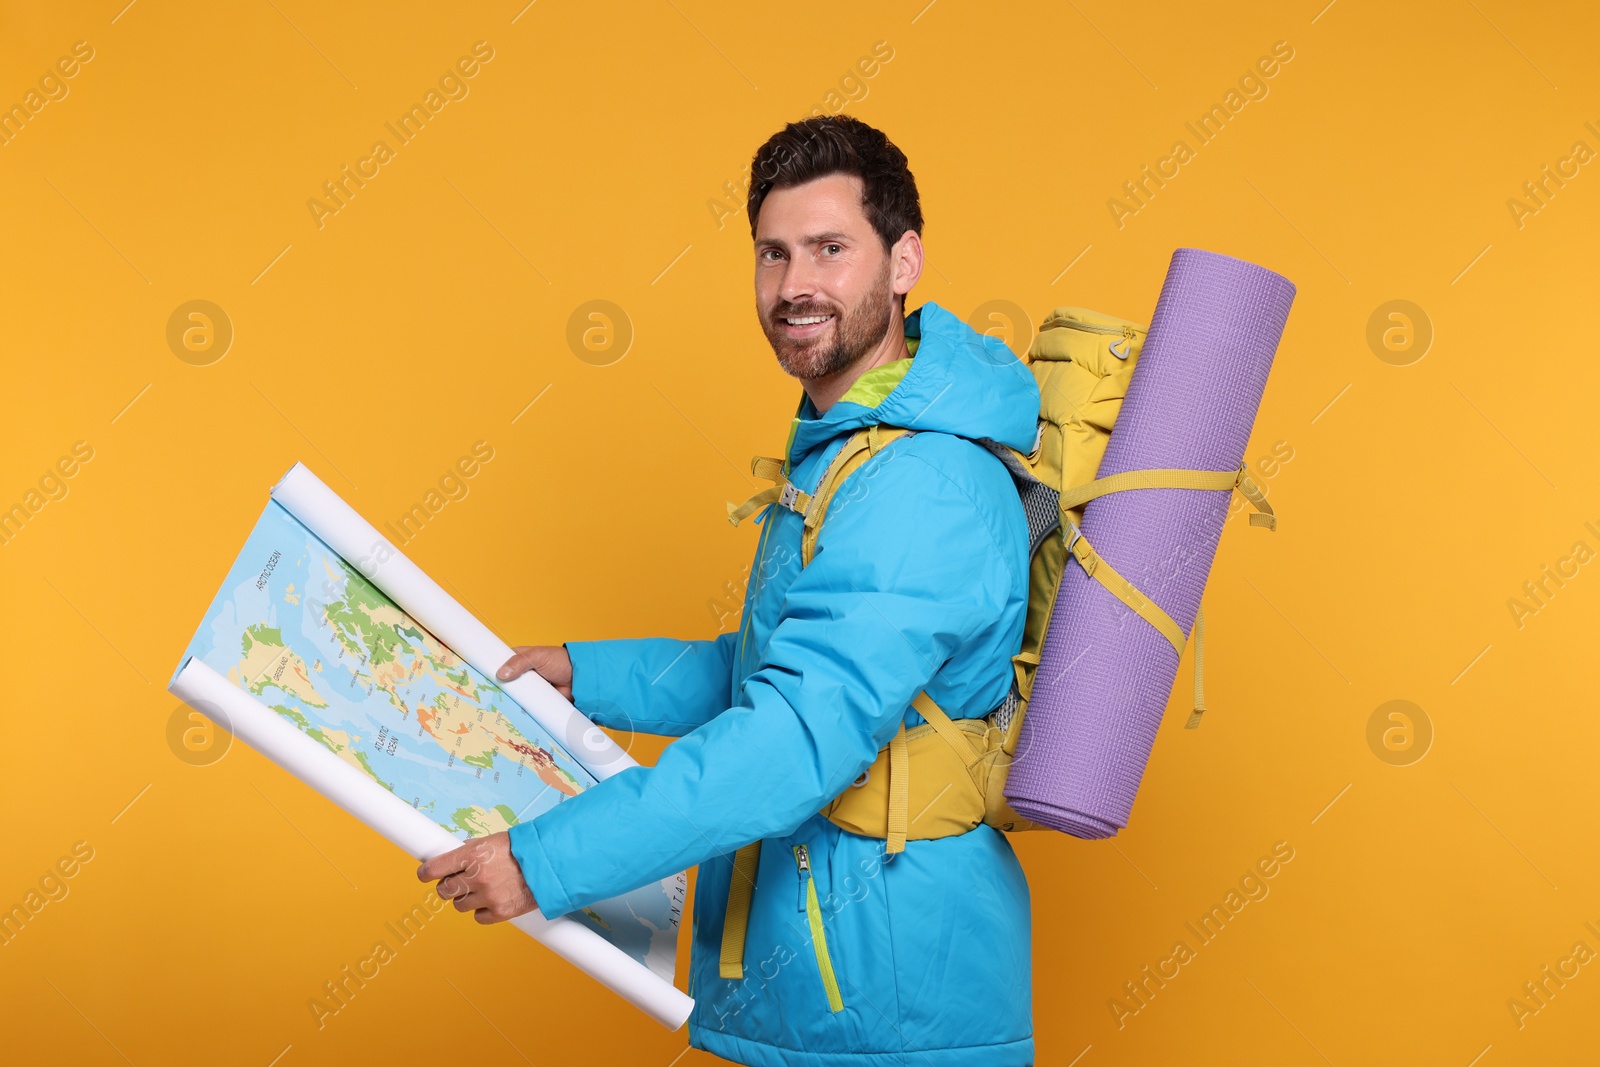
760, 249, 783, 261
823, 243, 842, 255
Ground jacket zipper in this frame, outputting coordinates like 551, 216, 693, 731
792, 843, 844, 1012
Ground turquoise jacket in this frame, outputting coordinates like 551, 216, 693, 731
509, 301, 1039, 1066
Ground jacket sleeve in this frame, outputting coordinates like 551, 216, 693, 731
508, 443, 1023, 920
564, 631, 738, 737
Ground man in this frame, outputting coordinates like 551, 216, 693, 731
419, 115, 1039, 1066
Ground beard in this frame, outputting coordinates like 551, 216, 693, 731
762, 261, 895, 382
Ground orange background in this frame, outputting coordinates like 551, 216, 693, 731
2, 1, 1598, 1064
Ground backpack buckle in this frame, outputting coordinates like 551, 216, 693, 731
1061, 520, 1082, 554
1062, 521, 1098, 576
778, 482, 802, 511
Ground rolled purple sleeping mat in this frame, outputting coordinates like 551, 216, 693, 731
1005, 248, 1296, 838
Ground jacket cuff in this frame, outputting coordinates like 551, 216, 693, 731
564, 640, 625, 729
507, 818, 577, 920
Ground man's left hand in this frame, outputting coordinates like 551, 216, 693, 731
417, 831, 538, 925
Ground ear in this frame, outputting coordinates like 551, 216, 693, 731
890, 229, 923, 299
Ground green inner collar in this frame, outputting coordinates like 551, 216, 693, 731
837, 336, 917, 408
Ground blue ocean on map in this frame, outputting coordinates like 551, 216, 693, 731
173, 500, 677, 974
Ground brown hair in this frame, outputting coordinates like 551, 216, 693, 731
747, 116, 923, 298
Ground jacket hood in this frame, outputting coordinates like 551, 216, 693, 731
785, 300, 1041, 468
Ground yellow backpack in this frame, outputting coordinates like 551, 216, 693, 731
725, 307, 1277, 849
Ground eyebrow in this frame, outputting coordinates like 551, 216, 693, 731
755, 230, 854, 251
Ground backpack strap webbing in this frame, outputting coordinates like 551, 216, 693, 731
1060, 463, 1277, 530
798, 425, 916, 564
718, 841, 762, 979
886, 721, 909, 854
726, 455, 809, 526
882, 692, 987, 854
912, 691, 984, 767
1058, 462, 1277, 725
1187, 607, 1208, 730
724, 424, 918, 536
1063, 525, 1187, 654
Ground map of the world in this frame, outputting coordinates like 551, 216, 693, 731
173, 500, 679, 979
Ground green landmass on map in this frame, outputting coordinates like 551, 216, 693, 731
269, 704, 394, 792
253, 554, 579, 828
242, 624, 284, 653
450, 805, 518, 836
324, 560, 422, 667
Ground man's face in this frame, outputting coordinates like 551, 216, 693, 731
754, 173, 897, 381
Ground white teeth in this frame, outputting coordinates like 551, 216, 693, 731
786, 315, 831, 326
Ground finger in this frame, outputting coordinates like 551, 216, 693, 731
440, 874, 493, 915
418, 849, 471, 883
458, 837, 500, 876
437, 841, 501, 894
474, 890, 535, 924
417, 844, 472, 882
497, 646, 539, 682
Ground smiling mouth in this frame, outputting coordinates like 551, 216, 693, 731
779, 312, 834, 336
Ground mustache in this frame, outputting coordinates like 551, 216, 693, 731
772, 303, 836, 319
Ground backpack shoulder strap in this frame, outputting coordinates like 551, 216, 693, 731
797, 423, 916, 565
723, 424, 919, 561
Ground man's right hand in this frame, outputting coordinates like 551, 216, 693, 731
497, 644, 573, 702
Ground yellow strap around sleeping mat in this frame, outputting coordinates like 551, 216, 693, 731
1057, 463, 1277, 532
1057, 465, 1237, 512
718, 841, 763, 978
1067, 526, 1228, 730
1233, 466, 1277, 530
1063, 526, 1187, 655
1057, 462, 1278, 729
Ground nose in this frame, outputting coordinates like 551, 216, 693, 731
779, 255, 820, 309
